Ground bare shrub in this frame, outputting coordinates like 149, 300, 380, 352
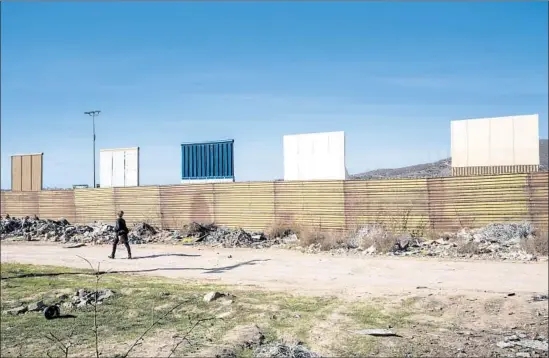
265, 220, 296, 239
521, 231, 549, 256
298, 226, 344, 251
347, 224, 397, 253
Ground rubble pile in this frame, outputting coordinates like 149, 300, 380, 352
0, 216, 118, 244
0, 216, 282, 248
307, 222, 545, 261
1, 216, 546, 261
61, 288, 115, 309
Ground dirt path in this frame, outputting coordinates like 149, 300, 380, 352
1, 242, 547, 298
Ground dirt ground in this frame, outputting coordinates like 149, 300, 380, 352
1, 242, 548, 357
1, 242, 547, 298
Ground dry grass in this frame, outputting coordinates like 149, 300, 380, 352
265, 220, 296, 239
298, 227, 345, 251
521, 231, 549, 256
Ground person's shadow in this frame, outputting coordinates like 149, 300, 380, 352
131, 253, 201, 260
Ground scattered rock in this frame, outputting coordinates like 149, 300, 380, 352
514, 339, 549, 352
532, 294, 548, 302
254, 341, 321, 358
4, 306, 27, 316
497, 341, 515, 349
27, 301, 45, 312
204, 291, 226, 303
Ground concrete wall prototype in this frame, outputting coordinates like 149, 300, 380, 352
283, 131, 347, 181
451, 114, 540, 172
99, 147, 140, 188
11, 153, 43, 192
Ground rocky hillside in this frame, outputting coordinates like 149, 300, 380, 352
352, 139, 548, 180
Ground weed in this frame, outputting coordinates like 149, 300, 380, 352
521, 231, 549, 256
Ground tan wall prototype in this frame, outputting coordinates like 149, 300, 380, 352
1, 173, 547, 232
451, 115, 540, 172
11, 154, 43, 192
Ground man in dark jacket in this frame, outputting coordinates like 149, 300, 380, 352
109, 211, 132, 259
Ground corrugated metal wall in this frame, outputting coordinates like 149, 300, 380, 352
11, 154, 43, 191
181, 140, 234, 180
452, 165, 539, 176
1, 173, 547, 232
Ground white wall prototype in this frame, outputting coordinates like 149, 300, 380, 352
283, 131, 347, 181
99, 147, 140, 188
451, 114, 539, 167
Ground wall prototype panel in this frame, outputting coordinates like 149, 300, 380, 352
99, 147, 139, 188
21, 155, 33, 191
11, 156, 22, 192
283, 131, 347, 181
100, 151, 113, 188
451, 114, 540, 176
514, 115, 540, 165
31, 154, 43, 191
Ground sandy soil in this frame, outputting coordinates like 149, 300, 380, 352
2, 242, 547, 298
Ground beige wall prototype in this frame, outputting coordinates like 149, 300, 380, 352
10, 153, 43, 192
451, 114, 540, 174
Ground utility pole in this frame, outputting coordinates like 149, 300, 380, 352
84, 110, 101, 188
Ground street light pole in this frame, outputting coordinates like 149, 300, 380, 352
84, 110, 101, 188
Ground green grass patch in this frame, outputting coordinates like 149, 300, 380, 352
1, 263, 431, 357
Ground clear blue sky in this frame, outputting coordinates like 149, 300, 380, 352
1, 2, 547, 188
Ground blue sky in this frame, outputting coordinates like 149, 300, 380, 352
1, 2, 547, 188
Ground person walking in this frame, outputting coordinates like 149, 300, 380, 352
109, 211, 132, 259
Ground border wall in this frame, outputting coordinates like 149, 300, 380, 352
1, 173, 547, 232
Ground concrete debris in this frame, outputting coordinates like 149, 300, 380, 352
204, 291, 226, 303
496, 334, 549, 353
27, 301, 46, 312
1, 217, 546, 262
340, 222, 544, 261
254, 342, 321, 358
3, 306, 28, 316
532, 294, 548, 302
0, 217, 286, 248
64, 289, 116, 309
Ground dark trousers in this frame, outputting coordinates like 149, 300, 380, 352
111, 233, 131, 258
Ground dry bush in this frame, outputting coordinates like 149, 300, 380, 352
346, 224, 397, 254
521, 231, 549, 256
298, 226, 344, 251
265, 220, 296, 239
364, 233, 397, 253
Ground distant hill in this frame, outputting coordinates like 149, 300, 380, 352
351, 139, 548, 180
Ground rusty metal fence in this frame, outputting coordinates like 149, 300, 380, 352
1, 173, 547, 232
